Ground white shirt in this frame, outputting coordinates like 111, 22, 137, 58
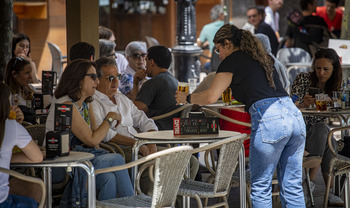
0, 119, 32, 203
115, 53, 128, 74
92, 90, 157, 142
264, 6, 279, 32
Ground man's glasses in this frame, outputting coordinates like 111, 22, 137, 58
214, 48, 220, 55
106, 74, 122, 82
85, 73, 98, 81
132, 53, 147, 59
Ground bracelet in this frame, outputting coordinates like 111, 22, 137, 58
186, 94, 192, 103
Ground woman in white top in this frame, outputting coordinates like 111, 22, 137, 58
0, 83, 43, 207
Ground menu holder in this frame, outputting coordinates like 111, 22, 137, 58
34, 92, 51, 110
46, 131, 70, 158
42, 71, 57, 95
173, 117, 219, 135
54, 103, 72, 132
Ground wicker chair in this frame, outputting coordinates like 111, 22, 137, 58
0, 167, 46, 208
25, 125, 46, 146
150, 103, 193, 121
323, 126, 350, 208
95, 145, 193, 208
177, 134, 247, 208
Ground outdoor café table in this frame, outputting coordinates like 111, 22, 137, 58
132, 130, 247, 208
300, 108, 350, 138
11, 151, 95, 208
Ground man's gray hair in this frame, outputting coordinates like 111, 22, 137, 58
95, 57, 117, 78
99, 39, 116, 58
210, 4, 224, 21
125, 41, 147, 57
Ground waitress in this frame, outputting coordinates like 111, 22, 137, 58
176, 24, 306, 207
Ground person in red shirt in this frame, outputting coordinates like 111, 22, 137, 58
316, 0, 343, 38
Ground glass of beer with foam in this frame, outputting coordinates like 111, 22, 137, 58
178, 82, 189, 104
222, 87, 232, 105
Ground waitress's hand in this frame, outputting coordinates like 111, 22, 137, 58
175, 90, 188, 105
302, 94, 316, 108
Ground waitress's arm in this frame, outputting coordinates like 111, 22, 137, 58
188, 72, 233, 105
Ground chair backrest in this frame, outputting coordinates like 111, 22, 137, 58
0, 167, 46, 208
277, 47, 311, 66
25, 125, 46, 146
47, 42, 64, 79
213, 136, 246, 193
276, 47, 312, 90
192, 134, 247, 194
145, 36, 160, 48
151, 146, 193, 207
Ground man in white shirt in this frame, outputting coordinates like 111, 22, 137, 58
92, 57, 157, 160
264, 0, 283, 40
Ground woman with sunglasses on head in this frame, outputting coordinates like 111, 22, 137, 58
5, 57, 37, 124
0, 82, 43, 208
176, 24, 306, 207
45, 59, 134, 207
291, 48, 343, 206
12, 33, 39, 83
118, 41, 148, 99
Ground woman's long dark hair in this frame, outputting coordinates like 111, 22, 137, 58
54, 59, 96, 103
213, 24, 276, 88
310, 48, 342, 96
12, 33, 31, 57
0, 83, 10, 149
4, 57, 33, 98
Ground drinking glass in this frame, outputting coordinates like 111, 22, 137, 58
222, 87, 232, 105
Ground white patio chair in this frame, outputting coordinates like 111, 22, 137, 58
95, 145, 193, 208
0, 167, 46, 208
177, 134, 248, 208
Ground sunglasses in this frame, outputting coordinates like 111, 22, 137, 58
214, 48, 220, 55
12, 57, 26, 68
132, 53, 147, 59
85, 73, 98, 81
106, 74, 122, 82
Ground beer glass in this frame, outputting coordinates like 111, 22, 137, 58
222, 87, 232, 105
315, 94, 327, 111
178, 82, 189, 104
178, 82, 189, 93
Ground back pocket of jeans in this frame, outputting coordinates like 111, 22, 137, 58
258, 109, 287, 144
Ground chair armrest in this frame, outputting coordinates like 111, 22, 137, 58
135, 160, 155, 195
200, 107, 252, 127
95, 146, 193, 175
0, 167, 46, 208
99, 143, 116, 153
151, 104, 193, 120
105, 141, 126, 158
328, 125, 350, 157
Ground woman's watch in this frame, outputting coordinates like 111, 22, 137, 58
104, 117, 113, 126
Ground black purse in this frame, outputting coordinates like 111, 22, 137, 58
18, 105, 37, 124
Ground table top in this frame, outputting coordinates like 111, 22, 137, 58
134, 130, 241, 141
11, 151, 94, 166
204, 101, 245, 110
300, 108, 350, 116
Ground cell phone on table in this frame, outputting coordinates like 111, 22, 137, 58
308, 87, 321, 98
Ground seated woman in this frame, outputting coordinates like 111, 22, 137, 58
5, 57, 37, 124
45, 59, 134, 207
0, 82, 43, 208
12, 33, 39, 83
291, 48, 343, 206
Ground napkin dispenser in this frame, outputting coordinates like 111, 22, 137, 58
46, 131, 70, 158
173, 117, 219, 135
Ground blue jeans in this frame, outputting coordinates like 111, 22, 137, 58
60, 145, 134, 207
0, 194, 38, 208
249, 97, 306, 208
